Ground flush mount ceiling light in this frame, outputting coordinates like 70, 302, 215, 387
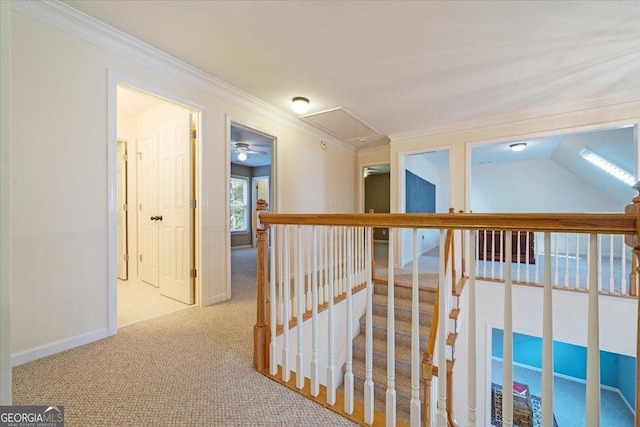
509, 142, 527, 152
291, 97, 310, 115
580, 148, 635, 186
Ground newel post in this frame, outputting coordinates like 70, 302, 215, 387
623, 182, 640, 424
253, 199, 269, 371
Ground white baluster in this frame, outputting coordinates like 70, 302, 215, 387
534, 233, 540, 284
292, 227, 298, 320
586, 233, 600, 427
269, 225, 278, 376
516, 232, 521, 282
311, 226, 319, 396
282, 226, 291, 382
410, 229, 421, 426
499, 231, 504, 280
324, 227, 329, 303
609, 235, 615, 294
554, 233, 559, 286
490, 230, 496, 279
436, 229, 447, 426
621, 238, 628, 295
597, 234, 602, 292
296, 226, 305, 389
319, 227, 325, 306
334, 227, 339, 298
306, 228, 312, 312
525, 232, 530, 284
387, 228, 397, 427
564, 233, 569, 288
502, 231, 514, 427
541, 232, 554, 426
466, 230, 477, 427
327, 227, 336, 406
364, 227, 374, 425
482, 230, 487, 278
277, 227, 283, 326
345, 227, 355, 414
575, 234, 581, 290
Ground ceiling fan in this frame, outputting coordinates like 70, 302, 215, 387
233, 142, 268, 162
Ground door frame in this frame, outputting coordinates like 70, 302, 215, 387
226, 116, 277, 298
107, 71, 204, 335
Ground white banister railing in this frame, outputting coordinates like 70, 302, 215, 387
254, 205, 639, 427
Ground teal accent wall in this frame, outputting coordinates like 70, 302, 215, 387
492, 329, 635, 407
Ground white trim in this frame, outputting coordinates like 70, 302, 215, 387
12, 329, 109, 367
0, 0, 12, 406
206, 293, 230, 306
11, 0, 350, 153
108, 72, 206, 337
231, 245, 253, 251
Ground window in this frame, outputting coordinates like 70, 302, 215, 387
230, 176, 249, 232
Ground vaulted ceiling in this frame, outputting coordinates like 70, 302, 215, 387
64, 1, 640, 145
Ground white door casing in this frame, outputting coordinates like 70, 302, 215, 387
158, 112, 194, 304
138, 133, 160, 287
117, 141, 128, 280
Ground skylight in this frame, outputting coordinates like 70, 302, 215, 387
579, 148, 635, 186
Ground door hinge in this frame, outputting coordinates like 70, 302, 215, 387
124, 254, 129, 262
190, 199, 197, 209
123, 204, 128, 211
191, 130, 196, 139
139, 254, 143, 262
190, 269, 197, 278
123, 153, 128, 161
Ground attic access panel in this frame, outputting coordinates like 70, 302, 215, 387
300, 107, 381, 142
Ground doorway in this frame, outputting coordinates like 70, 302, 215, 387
229, 122, 274, 250
116, 85, 198, 328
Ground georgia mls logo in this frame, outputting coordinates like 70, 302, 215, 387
0, 405, 64, 427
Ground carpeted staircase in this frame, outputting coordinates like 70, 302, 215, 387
349, 282, 438, 424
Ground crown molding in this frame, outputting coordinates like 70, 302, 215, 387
389, 90, 640, 144
12, 0, 354, 153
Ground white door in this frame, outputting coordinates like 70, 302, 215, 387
158, 112, 194, 304
252, 176, 270, 247
138, 134, 160, 287
116, 141, 128, 280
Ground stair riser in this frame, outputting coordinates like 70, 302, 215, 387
353, 376, 416, 415
365, 319, 427, 349
352, 344, 418, 378
374, 283, 437, 303
372, 301, 433, 324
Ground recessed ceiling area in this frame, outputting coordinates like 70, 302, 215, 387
230, 124, 272, 168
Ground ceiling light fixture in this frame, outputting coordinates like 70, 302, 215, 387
579, 148, 635, 186
509, 142, 527, 152
291, 97, 310, 115
237, 150, 248, 162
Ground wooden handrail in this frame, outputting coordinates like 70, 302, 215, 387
259, 212, 636, 234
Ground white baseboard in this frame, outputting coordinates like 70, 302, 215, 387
206, 293, 230, 305
231, 245, 252, 251
12, 328, 109, 366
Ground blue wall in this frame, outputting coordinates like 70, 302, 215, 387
492, 329, 635, 406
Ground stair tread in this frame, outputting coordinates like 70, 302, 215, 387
372, 293, 435, 314
369, 313, 428, 337
353, 332, 424, 365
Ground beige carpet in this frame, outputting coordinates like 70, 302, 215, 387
12, 248, 356, 426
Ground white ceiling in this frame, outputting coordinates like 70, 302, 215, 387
64, 1, 640, 142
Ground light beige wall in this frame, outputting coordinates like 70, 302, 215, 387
11, 12, 355, 363
1, 0, 12, 405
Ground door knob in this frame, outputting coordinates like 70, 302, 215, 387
150, 216, 157, 221
157, 215, 163, 221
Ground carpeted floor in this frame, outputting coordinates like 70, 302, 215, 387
490, 383, 558, 427
12, 248, 357, 426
